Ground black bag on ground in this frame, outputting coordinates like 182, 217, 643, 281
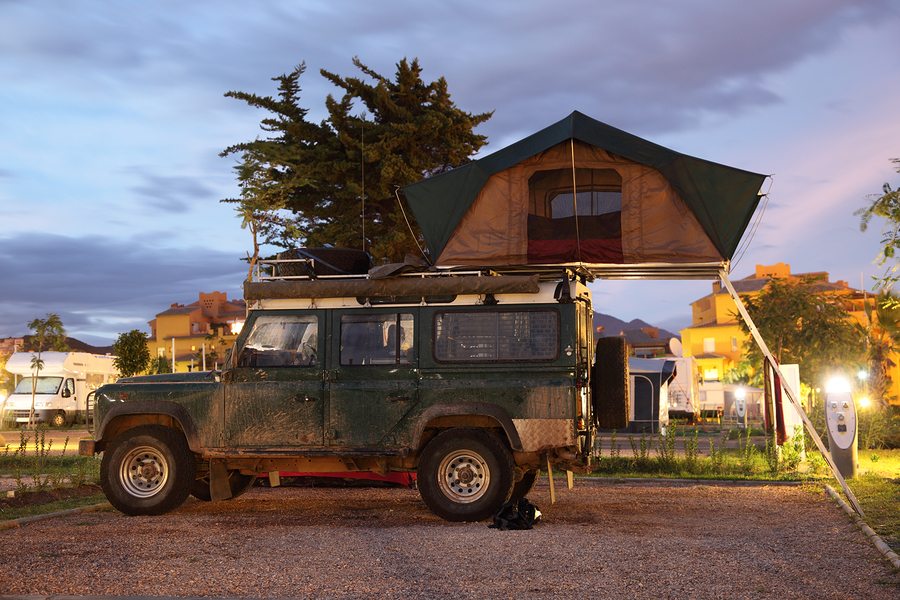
489, 498, 541, 530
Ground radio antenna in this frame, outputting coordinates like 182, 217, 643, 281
360, 112, 366, 253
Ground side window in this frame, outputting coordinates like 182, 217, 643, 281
434, 310, 559, 362
63, 378, 75, 397
237, 314, 318, 368
341, 313, 414, 366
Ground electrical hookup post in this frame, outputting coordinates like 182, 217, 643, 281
719, 270, 865, 516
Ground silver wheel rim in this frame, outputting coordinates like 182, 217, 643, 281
119, 445, 169, 498
437, 449, 490, 504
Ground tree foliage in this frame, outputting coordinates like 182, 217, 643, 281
112, 330, 152, 377
221, 57, 491, 263
25, 314, 68, 353
736, 279, 865, 388
857, 158, 900, 297
862, 292, 900, 407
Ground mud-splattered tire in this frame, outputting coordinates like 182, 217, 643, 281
191, 471, 257, 502
100, 425, 195, 516
510, 469, 538, 501
417, 428, 514, 522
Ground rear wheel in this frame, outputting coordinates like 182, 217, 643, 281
417, 429, 514, 522
191, 471, 257, 501
100, 425, 195, 516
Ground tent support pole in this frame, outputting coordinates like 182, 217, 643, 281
718, 270, 865, 516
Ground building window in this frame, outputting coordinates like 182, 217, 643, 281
434, 310, 558, 362
703, 337, 716, 353
703, 368, 719, 381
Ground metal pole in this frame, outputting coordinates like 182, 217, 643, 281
202, 344, 206, 371
171, 338, 176, 373
719, 270, 865, 516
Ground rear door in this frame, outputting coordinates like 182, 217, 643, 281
326, 309, 418, 448
224, 311, 326, 447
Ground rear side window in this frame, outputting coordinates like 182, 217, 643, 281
341, 313, 414, 366
434, 310, 559, 362
238, 315, 318, 367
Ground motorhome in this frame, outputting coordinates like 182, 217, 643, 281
3, 351, 119, 426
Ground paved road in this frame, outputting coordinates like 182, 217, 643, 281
0, 479, 897, 599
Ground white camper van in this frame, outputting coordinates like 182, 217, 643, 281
3, 352, 119, 426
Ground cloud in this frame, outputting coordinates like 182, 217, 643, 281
128, 168, 218, 214
0, 233, 246, 343
2, 0, 896, 143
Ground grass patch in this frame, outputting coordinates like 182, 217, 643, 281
845, 474, 900, 553
592, 426, 824, 481
0, 492, 107, 521
0, 427, 101, 495
857, 448, 900, 479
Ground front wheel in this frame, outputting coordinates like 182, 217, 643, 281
100, 425, 195, 516
49, 411, 66, 427
417, 429, 514, 522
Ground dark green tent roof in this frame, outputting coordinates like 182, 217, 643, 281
403, 111, 766, 262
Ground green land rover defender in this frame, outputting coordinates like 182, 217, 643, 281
81, 268, 615, 521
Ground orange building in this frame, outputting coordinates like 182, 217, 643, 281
148, 292, 246, 372
680, 263, 899, 405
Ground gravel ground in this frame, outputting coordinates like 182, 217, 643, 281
0, 479, 897, 599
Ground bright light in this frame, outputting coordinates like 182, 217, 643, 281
230, 321, 245, 335
858, 396, 872, 410
825, 376, 851, 394
734, 387, 747, 401
857, 370, 869, 381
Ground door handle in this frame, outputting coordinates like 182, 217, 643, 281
293, 395, 318, 403
387, 395, 410, 403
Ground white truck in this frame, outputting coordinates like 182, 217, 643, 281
2, 351, 119, 426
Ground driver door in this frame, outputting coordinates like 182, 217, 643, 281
224, 311, 325, 447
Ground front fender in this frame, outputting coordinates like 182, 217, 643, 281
96, 399, 203, 453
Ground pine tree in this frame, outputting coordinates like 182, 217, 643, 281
222, 57, 491, 263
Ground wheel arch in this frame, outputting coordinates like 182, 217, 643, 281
412, 403, 523, 456
96, 401, 201, 453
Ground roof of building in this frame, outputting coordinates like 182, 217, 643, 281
693, 352, 729, 360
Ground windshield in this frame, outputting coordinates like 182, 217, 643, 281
13, 376, 63, 395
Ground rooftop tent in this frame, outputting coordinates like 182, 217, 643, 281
403, 111, 767, 277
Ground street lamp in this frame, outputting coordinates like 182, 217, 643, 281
856, 369, 868, 382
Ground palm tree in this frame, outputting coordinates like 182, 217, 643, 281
26, 313, 66, 428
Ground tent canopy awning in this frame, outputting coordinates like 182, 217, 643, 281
403, 111, 766, 276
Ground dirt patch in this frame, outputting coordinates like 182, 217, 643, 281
0, 480, 897, 599
0, 484, 101, 510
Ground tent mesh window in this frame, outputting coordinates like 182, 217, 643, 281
433, 310, 559, 362
527, 168, 623, 263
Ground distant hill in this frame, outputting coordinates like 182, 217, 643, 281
592, 312, 678, 347
20, 336, 114, 355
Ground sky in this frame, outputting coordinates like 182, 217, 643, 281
1, 0, 899, 345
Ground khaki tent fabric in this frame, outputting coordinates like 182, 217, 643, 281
403, 112, 767, 271
439, 142, 720, 266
